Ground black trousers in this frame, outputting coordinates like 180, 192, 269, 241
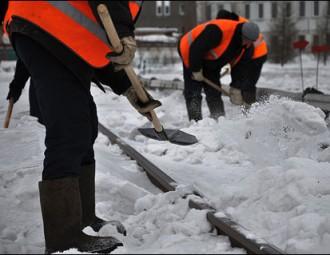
14, 34, 97, 180
231, 55, 267, 92
183, 64, 224, 120
28, 80, 43, 124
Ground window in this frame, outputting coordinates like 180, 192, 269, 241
207, 4, 212, 20
230, 4, 235, 12
314, 1, 319, 16
286, 2, 291, 17
245, 4, 250, 19
258, 3, 264, 18
156, 1, 163, 16
298, 35, 306, 41
179, 4, 185, 16
218, 4, 224, 13
271, 2, 277, 18
155, 1, 171, 17
299, 1, 305, 17
164, 1, 171, 16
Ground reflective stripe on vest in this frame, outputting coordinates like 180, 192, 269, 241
129, 1, 142, 22
4, 1, 112, 68
252, 34, 268, 59
179, 19, 239, 68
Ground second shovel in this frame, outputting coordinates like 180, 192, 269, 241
97, 4, 198, 146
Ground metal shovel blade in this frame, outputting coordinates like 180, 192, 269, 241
138, 128, 198, 146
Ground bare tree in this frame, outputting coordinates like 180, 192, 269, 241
268, 1, 298, 65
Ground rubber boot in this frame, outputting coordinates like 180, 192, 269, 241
79, 163, 126, 235
39, 177, 123, 254
206, 97, 225, 120
185, 97, 202, 122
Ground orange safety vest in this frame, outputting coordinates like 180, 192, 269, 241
252, 33, 267, 59
4, 1, 140, 68
179, 19, 240, 68
230, 16, 268, 67
129, 1, 142, 22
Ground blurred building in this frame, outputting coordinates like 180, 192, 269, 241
135, 1, 197, 37
134, 1, 198, 70
197, 1, 330, 49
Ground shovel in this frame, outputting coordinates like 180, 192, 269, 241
97, 4, 197, 146
202, 77, 230, 97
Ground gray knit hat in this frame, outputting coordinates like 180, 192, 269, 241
242, 22, 260, 41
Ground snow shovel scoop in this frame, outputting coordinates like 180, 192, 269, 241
97, 4, 198, 146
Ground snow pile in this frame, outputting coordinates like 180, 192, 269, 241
1, 55, 330, 254
133, 95, 330, 253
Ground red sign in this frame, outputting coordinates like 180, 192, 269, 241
312, 45, 330, 53
293, 39, 309, 49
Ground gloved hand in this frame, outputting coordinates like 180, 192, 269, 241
191, 69, 204, 82
110, 36, 137, 71
6, 81, 24, 103
229, 87, 244, 105
123, 86, 162, 121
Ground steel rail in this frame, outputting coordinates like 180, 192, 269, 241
139, 77, 330, 113
98, 123, 286, 254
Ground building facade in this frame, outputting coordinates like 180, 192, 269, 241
199, 1, 330, 50
135, 1, 197, 35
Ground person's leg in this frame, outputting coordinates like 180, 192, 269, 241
231, 53, 266, 105
241, 56, 267, 105
183, 65, 203, 121
21, 46, 94, 180
79, 97, 104, 231
14, 33, 122, 253
28, 80, 44, 124
203, 70, 225, 119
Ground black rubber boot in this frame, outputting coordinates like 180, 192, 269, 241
185, 97, 202, 122
39, 177, 123, 254
206, 97, 225, 120
79, 163, 126, 235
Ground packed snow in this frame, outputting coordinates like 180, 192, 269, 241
0, 53, 330, 254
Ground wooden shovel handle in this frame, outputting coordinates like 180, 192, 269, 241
97, 4, 162, 132
202, 77, 230, 97
3, 98, 14, 128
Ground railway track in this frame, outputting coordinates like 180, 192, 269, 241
98, 123, 286, 255
139, 77, 330, 113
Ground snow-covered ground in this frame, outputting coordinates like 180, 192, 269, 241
0, 54, 330, 254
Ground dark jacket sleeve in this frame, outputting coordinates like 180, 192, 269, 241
189, 24, 222, 72
10, 58, 30, 90
0, 0, 8, 25
93, 65, 131, 95
89, 1, 135, 38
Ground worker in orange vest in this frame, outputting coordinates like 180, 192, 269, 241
3, 1, 161, 253
217, 9, 268, 106
178, 14, 260, 121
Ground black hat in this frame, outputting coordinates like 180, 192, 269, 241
242, 22, 260, 41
